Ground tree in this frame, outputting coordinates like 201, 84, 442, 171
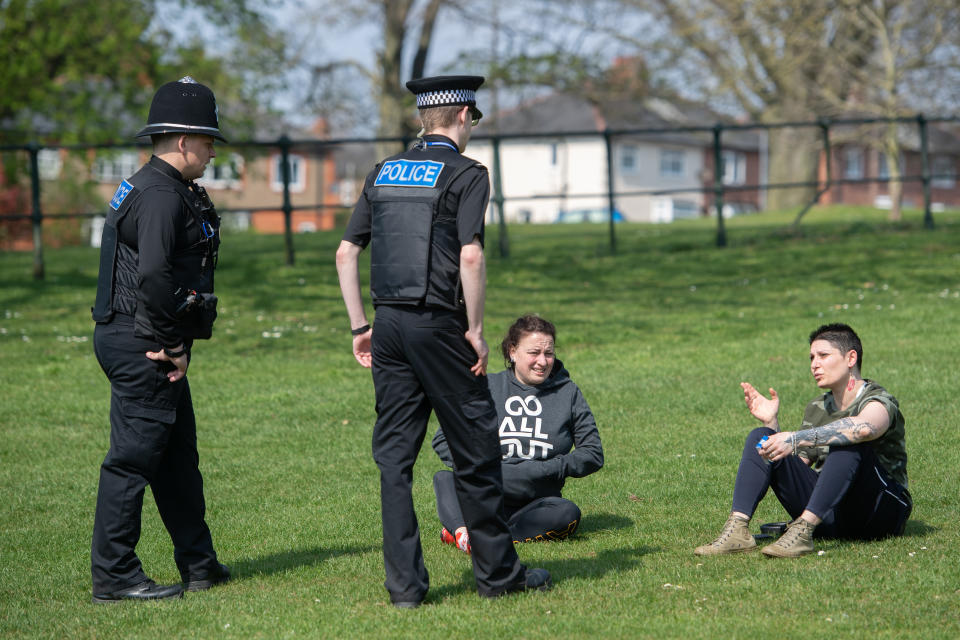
284, 0, 446, 150
607, 1, 877, 212
0, 0, 286, 277
543, 0, 960, 219
822, 0, 960, 221
0, 0, 286, 144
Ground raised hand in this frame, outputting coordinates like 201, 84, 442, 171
740, 381, 779, 429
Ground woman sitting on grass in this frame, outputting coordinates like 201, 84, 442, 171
695, 323, 912, 558
432, 314, 604, 553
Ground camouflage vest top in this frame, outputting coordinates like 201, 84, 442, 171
799, 380, 907, 487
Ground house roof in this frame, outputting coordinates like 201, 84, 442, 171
489, 92, 761, 150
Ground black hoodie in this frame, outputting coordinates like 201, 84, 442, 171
433, 359, 603, 506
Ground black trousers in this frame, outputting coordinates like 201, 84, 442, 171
371, 305, 525, 602
91, 315, 219, 594
732, 427, 912, 539
434, 470, 581, 542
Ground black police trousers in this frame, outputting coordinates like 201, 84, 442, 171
370, 305, 526, 602
91, 314, 219, 594
434, 469, 582, 543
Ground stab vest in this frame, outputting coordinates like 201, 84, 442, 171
366, 146, 480, 309
92, 161, 220, 340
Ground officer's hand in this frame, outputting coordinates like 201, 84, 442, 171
145, 348, 189, 382
353, 330, 372, 368
464, 330, 488, 377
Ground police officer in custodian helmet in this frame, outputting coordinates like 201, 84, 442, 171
335, 75, 551, 607
90, 77, 230, 602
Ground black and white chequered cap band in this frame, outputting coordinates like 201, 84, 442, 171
415, 89, 476, 109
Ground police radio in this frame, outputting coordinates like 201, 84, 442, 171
190, 182, 221, 269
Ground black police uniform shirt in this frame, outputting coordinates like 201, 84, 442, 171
110, 156, 216, 348
342, 133, 489, 309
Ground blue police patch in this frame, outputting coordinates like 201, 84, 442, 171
109, 179, 134, 211
374, 160, 444, 188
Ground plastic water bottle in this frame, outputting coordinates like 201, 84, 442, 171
756, 435, 771, 464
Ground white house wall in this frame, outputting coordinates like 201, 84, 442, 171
615, 141, 705, 222
471, 136, 706, 223
471, 137, 608, 223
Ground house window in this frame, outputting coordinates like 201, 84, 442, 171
93, 151, 140, 183
721, 150, 746, 185
550, 143, 559, 166
659, 149, 684, 177
38, 149, 62, 180
877, 151, 904, 179
843, 147, 864, 179
620, 144, 639, 175
200, 153, 244, 190
931, 155, 956, 188
271, 153, 305, 193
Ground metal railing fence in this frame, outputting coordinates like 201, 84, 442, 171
2, 114, 958, 279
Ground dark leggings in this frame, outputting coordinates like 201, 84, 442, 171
433, 470, 581, 542
732, 427, 911, 539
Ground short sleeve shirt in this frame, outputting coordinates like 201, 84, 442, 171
342, 134, 489, 249
800, 380, 908, 487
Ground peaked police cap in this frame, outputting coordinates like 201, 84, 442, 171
136, 76, 227, 142
406, 75, 484, 121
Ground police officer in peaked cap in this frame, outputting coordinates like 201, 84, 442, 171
336, 75, 551, 607
90, 76, 230, 602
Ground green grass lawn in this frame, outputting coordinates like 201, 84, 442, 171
1, 205, 958, 639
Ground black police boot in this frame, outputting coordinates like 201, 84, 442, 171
183, 563, 231, 592
523, 568, 552, 592
92, 579, 184, 603
497, 567, 552, 596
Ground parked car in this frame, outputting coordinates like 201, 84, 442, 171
554, 208, 625, 223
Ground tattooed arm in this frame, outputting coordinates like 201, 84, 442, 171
793, 401, 891, 447
757, 401, 891, 462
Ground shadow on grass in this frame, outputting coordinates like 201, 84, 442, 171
815, 519, 937, 551
425, 544, 658, 604
902, 519, 937, 537
538, 544, 659, 581
577, 513, 635, 535
230, 544, 377, 579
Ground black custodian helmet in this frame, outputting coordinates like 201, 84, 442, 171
136, 76, 227, 142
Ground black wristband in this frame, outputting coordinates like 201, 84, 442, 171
164, 346, 187, 358
350, 324, 371, 336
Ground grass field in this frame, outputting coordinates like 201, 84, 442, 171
1, 206, 959, 639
